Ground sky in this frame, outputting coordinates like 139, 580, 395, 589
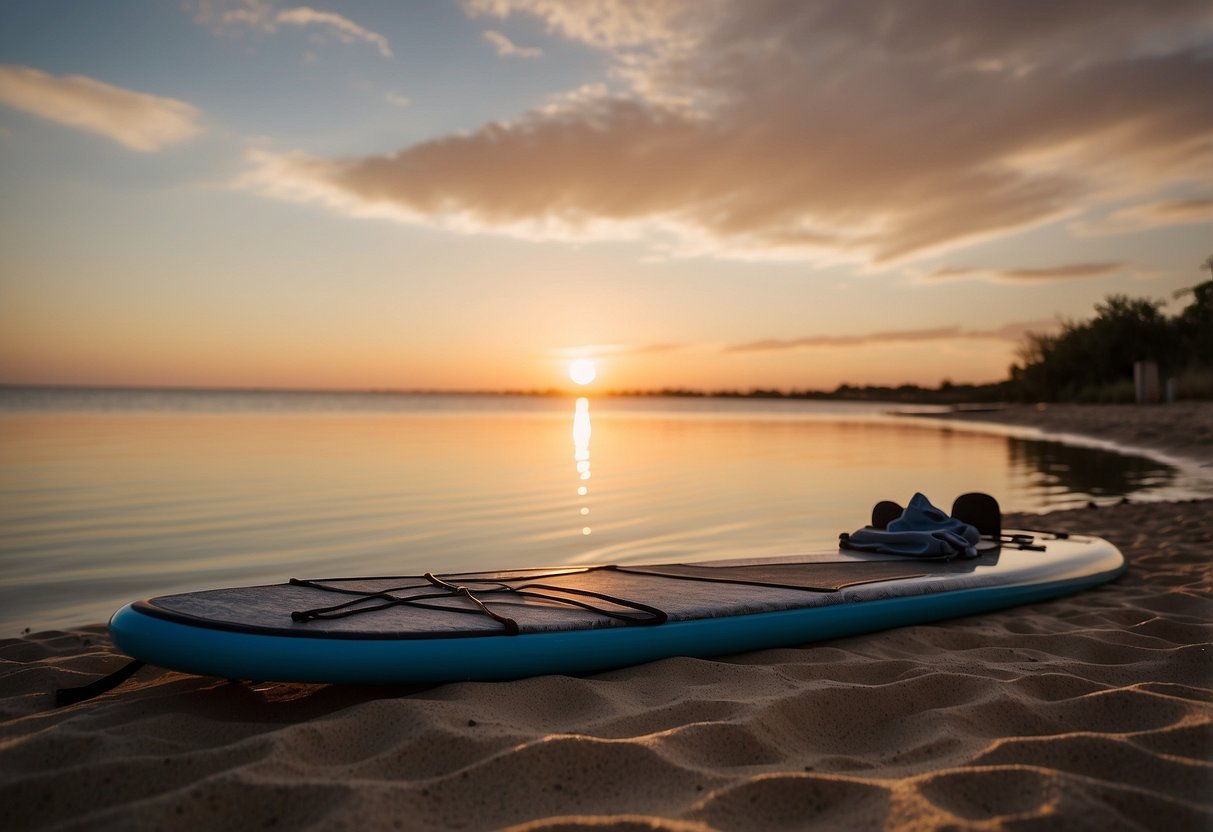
1, 0, 1210, 393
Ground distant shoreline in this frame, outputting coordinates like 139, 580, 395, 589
0, 381, 1012, 404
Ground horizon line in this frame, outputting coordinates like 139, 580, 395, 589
0, 380, 1007, 398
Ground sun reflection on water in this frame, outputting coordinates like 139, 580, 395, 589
573, 396, 592, 535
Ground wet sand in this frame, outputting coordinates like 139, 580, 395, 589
935, 401, 1213, 467
2, 404, 1211, 831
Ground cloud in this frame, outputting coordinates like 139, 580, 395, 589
0, 64, 201, 151
727, 320, 1059, 352
277, 7, 392, 58
464, 0, 702, 54
188, 1, 391, 58
240, 1, 1213, 264
925, 261, 1125, 283
996, 262, 1125, 281
1073, 197, 1213, 235
483, 30, 543, 58
384, 91, 411, 108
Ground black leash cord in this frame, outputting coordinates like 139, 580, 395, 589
423, 573, 520, 634
289, 572, 668, 632
55, 660, 145, 707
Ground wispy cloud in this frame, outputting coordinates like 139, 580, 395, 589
1073, 197, 1213, 235
241, 1, 1213, 264
482, 30, 543, 59
463, 0, 696, 53
384, 91, 411, 108
924, 261, 1125, 283
997, 262, 1126, 281
727, 320, 1059, 352
188, 1, 391, 58
277, 7, 392, 58
0, 64, 201, 151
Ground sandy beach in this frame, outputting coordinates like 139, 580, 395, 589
2, 404, 1211, 831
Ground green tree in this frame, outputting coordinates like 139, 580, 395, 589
1082, 294, 1177, 382
1173, 257, 1213, 365
1010, 331, 1059, 401
1010, 286, 1194, 401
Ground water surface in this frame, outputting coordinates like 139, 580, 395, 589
1, 388, 1204, 633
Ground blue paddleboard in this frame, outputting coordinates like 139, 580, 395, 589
108, 529, 1126, 685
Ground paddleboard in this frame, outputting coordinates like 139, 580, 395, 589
107, 528, 1126, 685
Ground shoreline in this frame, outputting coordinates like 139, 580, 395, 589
912, 401, 1213, 469
2, 405, 1211, 830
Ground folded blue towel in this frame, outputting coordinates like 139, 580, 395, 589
843, 493, 981, 559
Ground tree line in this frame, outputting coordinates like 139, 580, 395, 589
1007, 256, 1212, 402
608, 255, 1212, 404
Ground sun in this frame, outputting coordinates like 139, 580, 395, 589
569, 358, 597, 386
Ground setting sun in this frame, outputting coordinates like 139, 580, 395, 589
569, 359, 597, 386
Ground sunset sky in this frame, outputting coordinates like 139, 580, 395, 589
1, 1, 1210, 392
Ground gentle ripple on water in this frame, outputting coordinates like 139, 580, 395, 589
0, 389, 1207, 633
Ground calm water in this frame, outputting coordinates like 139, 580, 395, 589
1, 388, 1206, 633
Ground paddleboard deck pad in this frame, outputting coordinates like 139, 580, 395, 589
107, 530, 1126, 685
